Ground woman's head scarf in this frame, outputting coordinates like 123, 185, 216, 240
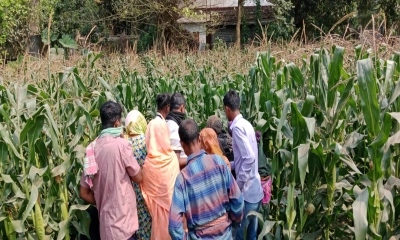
199, 128, 231, 169
125, 110, 147, 136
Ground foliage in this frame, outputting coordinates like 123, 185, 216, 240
0, 45, 400, 239
266, 0, 294, 41
0, 0, 29, 55
40, 0, 108, 42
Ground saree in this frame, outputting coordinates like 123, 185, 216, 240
141, 118, 180, 240
125, 110, 152, 240
199, 128, 231, 169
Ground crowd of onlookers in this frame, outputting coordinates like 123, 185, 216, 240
79, 90, 271, 240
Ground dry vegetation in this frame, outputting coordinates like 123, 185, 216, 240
2, 30, 400, 86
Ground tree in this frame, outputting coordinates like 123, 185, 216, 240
235, 0, 244, 47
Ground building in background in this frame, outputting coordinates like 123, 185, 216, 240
177, 0, 274, 50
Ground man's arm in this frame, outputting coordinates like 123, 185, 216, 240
174, 150, 187, 169
224, 164, 244, 225
169, 176, 185, 240
232, 127, 256, 190
79, 186, 96, 205
122, 142, 142, 183
130, 169, 143, 184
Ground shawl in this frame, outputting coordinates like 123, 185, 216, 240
141, 118, 180, 210
83, 126, 123, 189
199, 128, 231, 169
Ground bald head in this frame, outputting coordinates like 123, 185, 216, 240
179, 119, 199, 145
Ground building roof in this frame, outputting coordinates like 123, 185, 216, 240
181, 0, 274, 9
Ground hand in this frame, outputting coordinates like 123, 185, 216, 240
232, 221, 241, 229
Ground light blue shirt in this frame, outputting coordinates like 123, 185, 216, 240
230, 114, 263, 203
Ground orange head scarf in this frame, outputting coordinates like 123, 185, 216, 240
199, 128, 231, 169
141, 118, 180, 210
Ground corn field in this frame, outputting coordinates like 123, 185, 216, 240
0, 45, 400, 240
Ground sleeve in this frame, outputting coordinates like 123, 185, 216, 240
224, 163, 244, 223
167, 121, 183, 151
232, 126, 256, 190
121, 142, 141, 177
80, 170, 90, 188
168, 175, 186, 240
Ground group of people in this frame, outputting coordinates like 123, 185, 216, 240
79, 90, 271, 240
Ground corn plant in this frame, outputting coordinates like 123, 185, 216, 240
1, 48, 400, 239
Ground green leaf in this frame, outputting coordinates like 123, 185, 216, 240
277, 99, 293, 147
389, 76, 400, 105
258, 220, 276, 240
370, 112, 391, 148
291, 103, 308, 146
51, 159, 71, 177
0, 124, 23, 159
328, 46, 344, 108
352, 187, 368, 240
10, 220, 25, 233
22, 185, 38, 222
285, 63, 304, 87
301, 95, 315, 117
357, 59, 380, 137
0, 142, 9, 172
298, 143, 310, 189
28, 166, 48, 183
285, 184, 296, 235
58, 35, 78, 49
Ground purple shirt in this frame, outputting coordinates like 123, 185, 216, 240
230, 114, 263, 203
80, 136, 141, 240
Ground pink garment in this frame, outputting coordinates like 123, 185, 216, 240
80, 136, 141, 240
261, 178, 272, 204
83, 139, 99, 189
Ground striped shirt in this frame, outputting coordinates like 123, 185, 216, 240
169, 150, 244, 240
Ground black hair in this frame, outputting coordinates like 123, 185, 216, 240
179, 119, 199, 145
170, 92, 186, 111
156, 93, 171, 111
100, 101, 122, 129
223, 89, 240, 111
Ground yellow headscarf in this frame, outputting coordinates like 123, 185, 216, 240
125, 110, 147, 136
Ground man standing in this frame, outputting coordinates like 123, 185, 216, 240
169, 119, 244, 240
166, 92, 187, 168
79, 101, 143, 240
223, 90, 263, 240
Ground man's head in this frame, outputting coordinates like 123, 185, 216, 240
223, 90, 240, 121
100, 101, 123, 129
170, 92, 186, 113
179, 119, 200, 155
206, 115, 223, 135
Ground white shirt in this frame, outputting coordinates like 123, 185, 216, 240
166, 120, 187, 158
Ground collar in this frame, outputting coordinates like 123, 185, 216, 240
230, 114, 243, 131
156, 112, 164, 120
187, 149, 206, 165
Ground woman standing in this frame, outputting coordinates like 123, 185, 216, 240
141, 118, 180, 240
125, 110, 152, 240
